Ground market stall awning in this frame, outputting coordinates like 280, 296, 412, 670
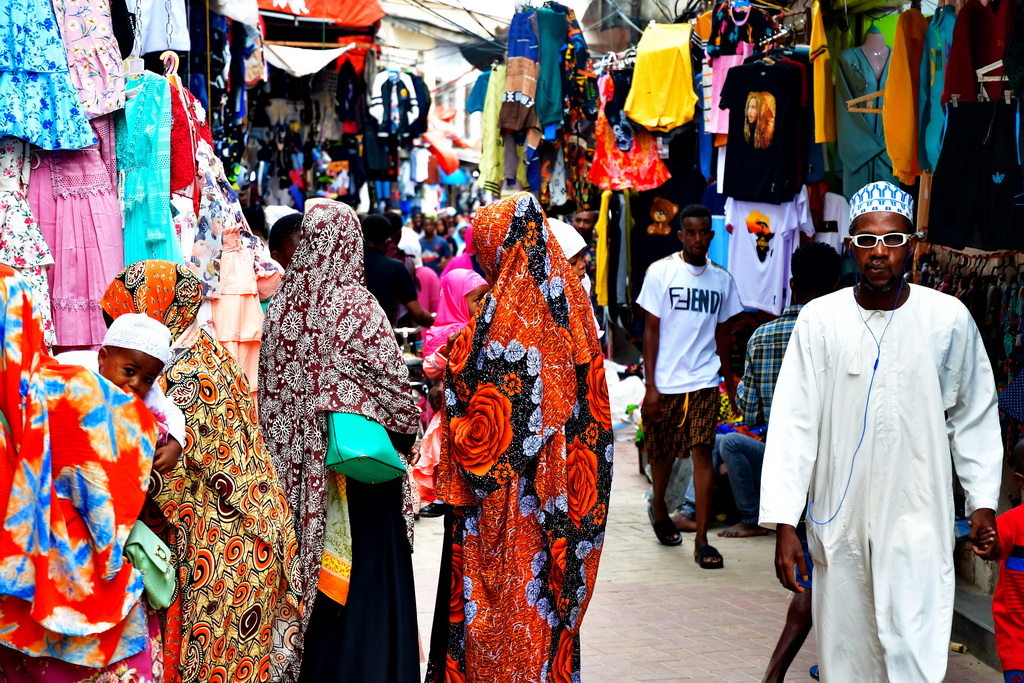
263, 43, 357, 76
212, 0, 259, 25
258, 0, 384, 26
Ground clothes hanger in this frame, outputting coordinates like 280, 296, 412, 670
161, 51, 182, 91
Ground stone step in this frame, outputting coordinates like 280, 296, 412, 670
952, 582, 1000, 671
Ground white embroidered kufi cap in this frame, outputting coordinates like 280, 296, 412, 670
103, 313, 172, 365
850, 181, 915, 222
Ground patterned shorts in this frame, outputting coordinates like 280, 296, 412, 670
642, 387, 719, 465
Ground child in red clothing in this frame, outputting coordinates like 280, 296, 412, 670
980, 444, 1024, 682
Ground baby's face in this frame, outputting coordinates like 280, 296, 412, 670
568, 253, 587, 280
98, 346, 164, 399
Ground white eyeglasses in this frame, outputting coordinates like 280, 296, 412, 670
849, 232, 915, 249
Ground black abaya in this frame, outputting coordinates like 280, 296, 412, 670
297, 477, 419, 683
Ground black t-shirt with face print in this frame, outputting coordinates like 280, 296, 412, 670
719, 61, 803, 204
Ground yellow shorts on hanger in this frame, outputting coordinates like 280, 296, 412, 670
623, 23, 699, 133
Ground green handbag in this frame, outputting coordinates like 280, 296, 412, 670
124, 520, 175, 610
324, 412, 406, 484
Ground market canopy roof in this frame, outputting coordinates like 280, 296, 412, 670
258, 0, 384, 27
264, 43, 357, 76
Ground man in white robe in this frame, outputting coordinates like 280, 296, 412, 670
758, 181, 1003, 683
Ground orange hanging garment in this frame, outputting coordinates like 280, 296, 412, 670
883, 9, 929, 185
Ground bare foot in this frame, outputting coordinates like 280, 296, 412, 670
718, 521, 769, 538
670, 511, 697, 532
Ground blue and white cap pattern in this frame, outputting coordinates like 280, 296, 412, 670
849, 181, 914, 222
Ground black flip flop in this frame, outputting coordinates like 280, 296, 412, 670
648, 506, 682, 546
695, 544, 724, 569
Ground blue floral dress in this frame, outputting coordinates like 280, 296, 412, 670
0, 0, 97, 150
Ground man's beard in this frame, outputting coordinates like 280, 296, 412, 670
861, 275, 902, 292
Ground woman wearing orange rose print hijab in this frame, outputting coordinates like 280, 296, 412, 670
426, 193, 614, 682
259, 201, 422, 683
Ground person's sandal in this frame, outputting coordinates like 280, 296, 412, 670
648, 506, 682, 546
694, 544, 724, 569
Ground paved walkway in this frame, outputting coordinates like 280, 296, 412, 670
412, 435, 1000, 681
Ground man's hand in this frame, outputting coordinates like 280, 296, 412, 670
968, 508, 999, 559
153, 436, 182, 475
643, 386, 663, 423
405, 300, 435, 328
774, 524, 807, 593
973, 527, 1001, 561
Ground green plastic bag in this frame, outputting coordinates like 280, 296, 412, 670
324, 412, 406, 484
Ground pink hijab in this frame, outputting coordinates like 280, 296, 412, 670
422, 268, 488, 357
441, 224, 476, 276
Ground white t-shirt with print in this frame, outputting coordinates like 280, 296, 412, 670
725, 186, 814, 316
812, 192, 851, 253
637, 255, 744, 395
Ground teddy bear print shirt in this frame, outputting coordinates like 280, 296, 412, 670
725, 186, 814, 316
637, 254, 743, 394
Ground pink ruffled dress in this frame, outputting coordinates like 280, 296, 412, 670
29, 115, 124, 349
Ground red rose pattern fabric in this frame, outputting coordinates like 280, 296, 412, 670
429, 193, 613, 682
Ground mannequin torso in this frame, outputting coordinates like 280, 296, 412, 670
861, 30, 890, 80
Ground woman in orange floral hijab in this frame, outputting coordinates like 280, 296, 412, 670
427, 193, 613, 682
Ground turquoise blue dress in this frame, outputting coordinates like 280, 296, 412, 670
918, 6, 957, 172
117, 73, 182, 266
0, 0, 96, 150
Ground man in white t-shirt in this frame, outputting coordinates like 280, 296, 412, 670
637, 204, 744, 567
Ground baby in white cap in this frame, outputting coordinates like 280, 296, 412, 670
58, 314, 186, 475
548, 217, 604, 339
548, 218, 589, 280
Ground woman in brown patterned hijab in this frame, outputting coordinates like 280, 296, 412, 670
259, 200, 421, 683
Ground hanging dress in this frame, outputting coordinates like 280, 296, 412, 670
0, 137, 55, 345
29, 115, 124, 349
835, 47, 897, 199
118, 72, 182, 266
206, 148, 264, 392
587, 72, 671, 192
51, 0, 126, 118
0, 0, 96, 150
